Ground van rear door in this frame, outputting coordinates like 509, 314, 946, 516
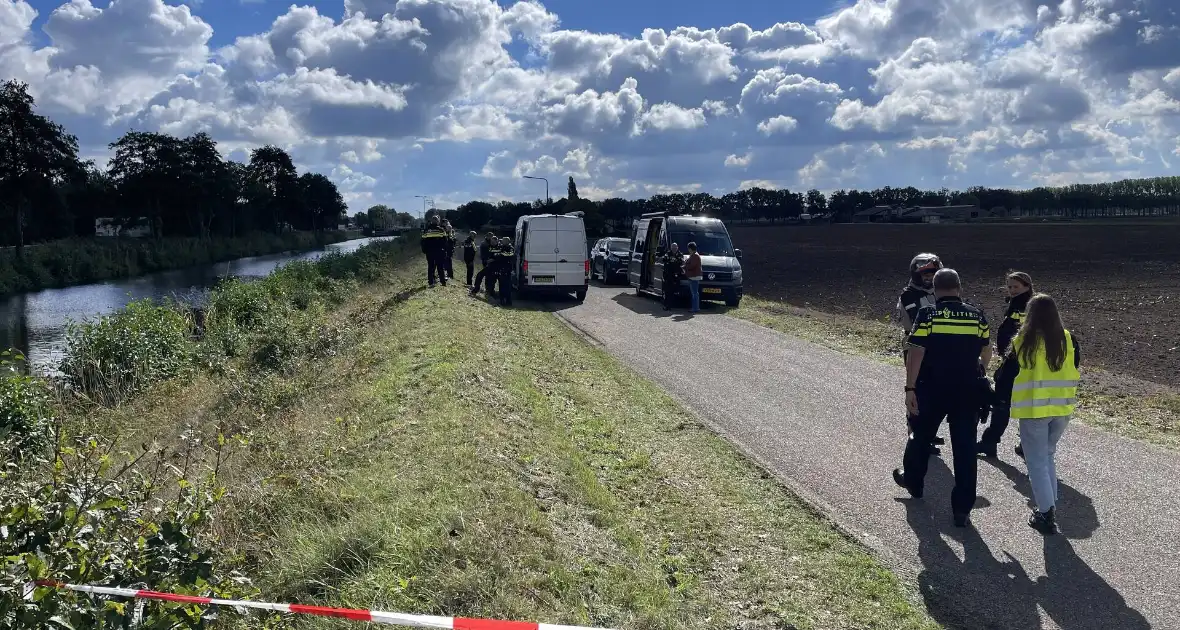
524, 216, 587, 289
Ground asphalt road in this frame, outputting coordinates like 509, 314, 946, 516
547, 283, 1180, 630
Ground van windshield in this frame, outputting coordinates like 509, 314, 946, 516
667, 229, 734, 257
606, 238, 629, 253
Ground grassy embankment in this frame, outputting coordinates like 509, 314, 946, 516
2, 247, 942, 628
733, 296, 1180, 451
0, 230, 353, 296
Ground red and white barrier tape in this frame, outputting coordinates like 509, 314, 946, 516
32, 581, 618, 630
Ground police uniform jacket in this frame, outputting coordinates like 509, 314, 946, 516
996, 290, 1032, 356
492, 245, 515, 275
420, 225, 448, 255
907, 296, 990, 389
897, 283, 936, 333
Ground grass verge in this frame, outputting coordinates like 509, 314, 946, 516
733, 295, 1180, 451
103, 258, 941, 629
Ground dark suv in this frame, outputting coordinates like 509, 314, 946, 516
590, 237, 631, 284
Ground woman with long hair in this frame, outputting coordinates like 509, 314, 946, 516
979, 271, 1035, 458
1006, 293, 1080, 535
683, 242, 703, 313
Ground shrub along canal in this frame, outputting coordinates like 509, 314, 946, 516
0, 237, 395, 374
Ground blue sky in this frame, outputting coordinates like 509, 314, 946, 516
5, 0, 1179, 216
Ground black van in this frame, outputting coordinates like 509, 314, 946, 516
627, 212, 743, 307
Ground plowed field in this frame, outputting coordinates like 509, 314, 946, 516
731, 222, 1180, 387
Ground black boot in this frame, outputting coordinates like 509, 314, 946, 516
892, 469, 922, 498
1015, 443, 1025, 459
976, 441, 998, 458
1028, 507, 1058, 535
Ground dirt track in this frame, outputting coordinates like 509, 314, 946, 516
730, 222, 1180, 387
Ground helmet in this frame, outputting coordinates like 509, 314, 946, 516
909, 253, 943, 288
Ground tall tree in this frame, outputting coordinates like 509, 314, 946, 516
247, 145, 298, 232
568, 176, 579, 201
297, 172, 347, 231
108, 130, 182, 238
0, 80, 80, 254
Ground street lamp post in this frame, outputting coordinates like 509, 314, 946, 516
413, 195, 433, 218
522, 176, 549, 206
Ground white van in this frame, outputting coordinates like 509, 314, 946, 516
513, 212, 589, 302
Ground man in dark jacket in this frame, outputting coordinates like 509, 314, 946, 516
897, 253, 945, 455
492, 237, 515, 306
442, 220, 457, 281
462, 231, 478, 287
661, 242, 683, 311
470, 236, 501, 297
420, 215, 448, 287
479, 233, 494, 269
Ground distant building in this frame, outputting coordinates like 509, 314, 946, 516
95, 217, 151, 237
853, 205, 898, 223
901, 205, 988, 223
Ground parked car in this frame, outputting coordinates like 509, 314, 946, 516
590, 237, 631, 284
628, 212, 743, 307
513, 212, 590, 302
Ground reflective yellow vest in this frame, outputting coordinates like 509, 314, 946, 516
1010, 329, 1080, 419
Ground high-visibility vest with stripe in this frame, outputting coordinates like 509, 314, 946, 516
1010, 330, 1079, 419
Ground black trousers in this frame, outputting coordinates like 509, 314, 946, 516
471, 266, 496, 294
496, 274, 512, 305
465, 258, 475, 285
427, 250, 446, 285
902, 387, 979, 515
662, 273, 679, 308
443, 252, 454, 279
980, 363, 1017, 446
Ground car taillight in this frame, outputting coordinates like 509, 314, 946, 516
585, 260, 590, 275
522, 260, 528, 273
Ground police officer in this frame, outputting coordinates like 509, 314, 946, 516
442, 220, 457, 281
897, 253, 946, 455
420, 215, 448, 287
493, 237, 515, 306
978, 271, 1034, 459
661, 242, 683, 311
462, 231, 478, 287
470, 236, 501, 297
893, 268, 992, 528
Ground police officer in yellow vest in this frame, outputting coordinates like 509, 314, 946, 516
893, 268, 992, 528
1004, 292, 1080, 535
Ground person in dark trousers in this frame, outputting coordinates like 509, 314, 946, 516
493, 237, 515, 306
441, 220, 456, 281
893, 268, 993, 528
897, 253, 947, 455
420, 215, 448, 287
470, 236, 501, 297
462, 231, 477, 286
661, 242, 683, 310
979, 271, 1035, 459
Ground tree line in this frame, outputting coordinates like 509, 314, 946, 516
0, 80, 348, 255
435, 175, 1180, 235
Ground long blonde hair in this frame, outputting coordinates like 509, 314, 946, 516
1017, 293, 1066, 371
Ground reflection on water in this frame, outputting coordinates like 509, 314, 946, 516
0, 237, 393, 375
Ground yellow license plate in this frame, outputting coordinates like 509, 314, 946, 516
532, 276, 554, 283
702, 288, 722, 294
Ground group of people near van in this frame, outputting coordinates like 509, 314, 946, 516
660, 242, 705, 313
892, 253, 1078, 536
419, 215, 515, 305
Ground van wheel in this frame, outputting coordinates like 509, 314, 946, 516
726, 297, 741, 308
576, 288, 587, 303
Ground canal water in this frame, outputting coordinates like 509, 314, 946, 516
0, 237, 394, 375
